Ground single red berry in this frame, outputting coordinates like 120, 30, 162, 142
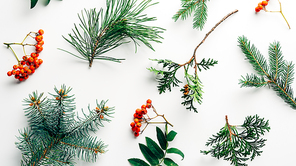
261, 1, 268, 6
255, 6, 261, 12
136, 123, 142, 127
7, 71, 12, 76
15, 75, 20, 79
100, 114, 104, 119
15, 70, 20, 75
38, 59, 43, 64
27, 69, 32, 74
258, 4, 263, 10
136, 108, 142, 115
38, 29, 44, 35
30, 65, 35, 70
18, 65, 23, 69
13, 65, 18, 69
24, 66, 29, 72
23, 56, 28, 61
24, 75, 29, 80
31, 53, 37, 58
12, 70, 16, 75
38, 40, 44, 46
146, 103, 151, 109
130, 122, 135, 128
134, 118, 139, 124
134, 132, 140, 137
19, 77, 24, 82
146, 99, 152, 104
36, 46, 43, 53
28, 57, 34, 63
20, 69, 25, 74
142, 109, 147, 115
21, 61, 26, 65
31, 69, 35, 74
35, 35, 43, 42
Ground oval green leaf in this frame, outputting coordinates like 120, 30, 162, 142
128, 158, 150, 166
45, 0, 51, 6
156, 127, 167, 150
167, 148, 184, 160
167, 130, 177, 142
139, 143, 159, 165
164, 158, 178, 166
146, 137, 165, 159
31, 0, 38, 9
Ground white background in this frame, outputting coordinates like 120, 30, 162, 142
1, 0, 296, 165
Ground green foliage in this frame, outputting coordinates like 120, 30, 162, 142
173, 0, 210, 30
61, 0, 164, 67
148, 58, 217, 113
128, 125, 184, 166
16, 85, 114, 166
201, 115, 270, 166
30, 0, 62, 9
238, 36, 296, 109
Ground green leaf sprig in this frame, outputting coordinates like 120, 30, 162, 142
16, 85, 114, 165
238, 36, 296, 109
60, 0, 164, 67
128, 124, 184, 166
148, 9, 238, 113
201, 115, 270, 166
30, 0, 62, 9
173, 0, 211, 30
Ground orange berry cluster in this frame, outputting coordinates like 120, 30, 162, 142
255, 0, 269, 12
130, 99, 152, 137
183, 84, 190, 95
7, 29, 44, 81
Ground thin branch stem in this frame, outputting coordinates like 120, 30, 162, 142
264, 0, 290, 29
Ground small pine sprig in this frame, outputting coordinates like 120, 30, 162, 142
148, 10, 238, 113
128, 124, 184, 166
16, 85, 114, 166
172, 0, 210, 30
30, 0, 62, 9
238, 36, 296, 110
60, 0, 164, 67
201, 115, 270, 166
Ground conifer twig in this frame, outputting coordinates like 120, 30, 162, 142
149, 9, 238, 112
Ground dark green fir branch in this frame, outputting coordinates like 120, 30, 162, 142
16, 85, 114, 166
61, 0, 164, 67
201, 115, 270, 166
149, 10, 238, 112
173, 0, 210, 30
128, 124, 184, 166
238, 36, 296, 110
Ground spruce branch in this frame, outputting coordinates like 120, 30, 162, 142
61, 0, 164, 67
16, 85, 114, 166
238, 36, 296, 110
201, 115, 270, 166
173, 0, 210, 30
149, 9, 238, 112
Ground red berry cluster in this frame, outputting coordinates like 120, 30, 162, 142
255, 0, 269, 12
130, 99, 152, 137
6, 29, 44, 81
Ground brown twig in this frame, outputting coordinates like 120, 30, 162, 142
179, 9, 239, 75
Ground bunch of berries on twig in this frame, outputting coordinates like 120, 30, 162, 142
4, 29, 44, 81
130, 99, 173, 137
255, 0, 290, 29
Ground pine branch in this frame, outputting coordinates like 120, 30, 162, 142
149, 10, 238, 112
16, 85, 114, 165
238, 36, 296, 110
201, 115, 270, 166
61, 0, 164, 67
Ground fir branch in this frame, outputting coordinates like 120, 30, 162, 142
238, 36, 296, 110
16, 85, 114, 165
149, 10, 238, 112
173, 0, 210, 30
61, 0, 164, 67
201, 115, 270, 166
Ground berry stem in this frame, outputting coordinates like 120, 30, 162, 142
264, 0, 290, 29
4, 44, 20, 63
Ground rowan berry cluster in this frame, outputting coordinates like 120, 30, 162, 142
255, 0, 269, 12
5, 29, 44, 81
130, 99, 152, 137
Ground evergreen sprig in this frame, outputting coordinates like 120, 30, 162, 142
201, 115, 270, 166
128, 125, 184, 166
30, 0, 62, 9
61, 0, 164, 67
149, 10, 237, 113
16, 85, 114, 166
172, 0, 210, 30
238, 36, 296, 109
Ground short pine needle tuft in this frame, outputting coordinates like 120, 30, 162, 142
238, 36, 296, 110
16, 85, 114, 166
61, 0, 164, 67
